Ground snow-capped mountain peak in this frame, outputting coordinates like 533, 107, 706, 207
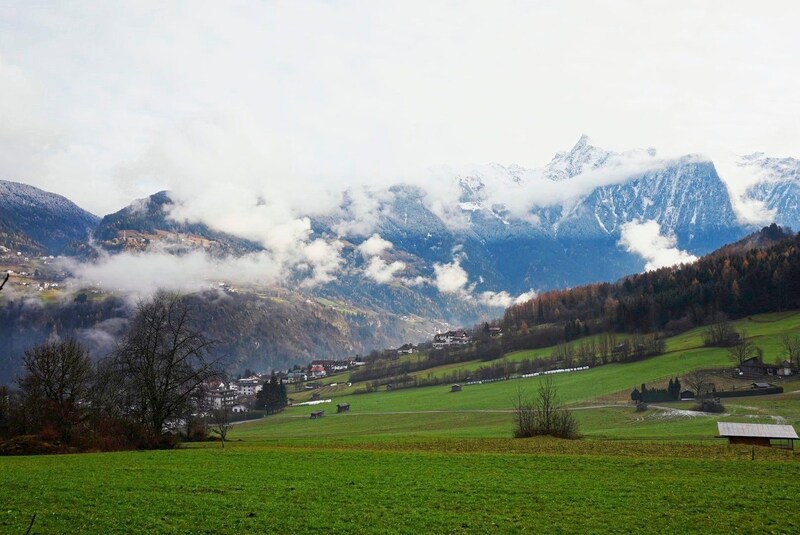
544, 134, 615, 181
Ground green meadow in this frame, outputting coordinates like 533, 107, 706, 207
3, 311, 800, 533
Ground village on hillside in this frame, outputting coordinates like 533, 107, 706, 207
201, 328, 502, 413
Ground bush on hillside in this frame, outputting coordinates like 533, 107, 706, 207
693, 398, 725, 413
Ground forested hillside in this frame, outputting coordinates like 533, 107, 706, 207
503, 225, 800, 334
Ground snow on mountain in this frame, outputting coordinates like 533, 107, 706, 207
554, 157, 742, 246
543, 134, 615, 181
6, 137, 800, 319
740, 154, 800, 231
0, 180, 99, 255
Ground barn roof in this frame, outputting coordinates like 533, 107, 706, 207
717, 422, 799, 439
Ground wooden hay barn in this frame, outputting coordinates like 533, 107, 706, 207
336, 403, 350, 413
717, 422, 798, 449
310, 410, 325, 419
451, 384, 462, 392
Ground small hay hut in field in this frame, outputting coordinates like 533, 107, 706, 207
451, 384, 462, 392
716, 422, 798, 449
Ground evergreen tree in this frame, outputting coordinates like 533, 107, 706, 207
256, 375, 288, 414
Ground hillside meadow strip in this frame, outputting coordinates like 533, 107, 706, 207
1, 439, 799, 534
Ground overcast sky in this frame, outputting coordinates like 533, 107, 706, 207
1, 1, 798, 216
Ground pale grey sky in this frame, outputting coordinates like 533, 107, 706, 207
1, 0, 798, 216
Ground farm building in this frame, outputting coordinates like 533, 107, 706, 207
451, 384, 462, 392
337, 403, 350, 413
310, 410, 325, 419
739, 356, 795, 377
716, 422, 798, 449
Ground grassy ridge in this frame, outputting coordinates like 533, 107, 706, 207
302, 312, 800, 402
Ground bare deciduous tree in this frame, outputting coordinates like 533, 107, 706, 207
683, 368, 714, 398
209, 406, 231, 448
111, 292, 220, 441
727, 330, 760, 367
781, 334, 800, 368
702, 313, 735, 347
18, 339, 93, 442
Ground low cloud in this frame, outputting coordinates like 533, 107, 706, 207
357, 234, 394, 258
298, 239, 344, 287
364, 257, 406, 284
61, 248, 287, 299
76, 317, 130, 358
619, 219, 697, 271
333, 188, 396, 238
433, 257, 537, 308
712, 153, 777, 226
355, 234, 408, 284
433, 259, 470, 294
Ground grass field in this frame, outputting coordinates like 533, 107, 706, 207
2, 438, 800, 534
3, 311, 800, 533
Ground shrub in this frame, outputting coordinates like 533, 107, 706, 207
693, 398, 725, 413
513, 377, 580, 439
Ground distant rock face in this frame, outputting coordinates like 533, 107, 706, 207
554, 159, 743, 246
741, 154, 800, 231
0, 180, 99, 255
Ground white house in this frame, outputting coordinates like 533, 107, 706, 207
432, 330, 472, 349
205, 385, 237, 409
235, 377, 263, 396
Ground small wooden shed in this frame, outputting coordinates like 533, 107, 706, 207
310, 410, 325, 419
451, 384, 462, 392
336, 403, 350, 413
717, 422, 798, 449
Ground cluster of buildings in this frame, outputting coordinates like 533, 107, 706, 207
203, 357, 368, 411
432, 329, 472, 349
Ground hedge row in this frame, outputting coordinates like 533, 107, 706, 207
713, 386, 784, 398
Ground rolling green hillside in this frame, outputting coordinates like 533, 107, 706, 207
249, 311, 800, 442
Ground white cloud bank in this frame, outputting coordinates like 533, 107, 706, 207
432, 257, 536, 308
619, 220, 697, 272
59, 242, 344, 299
2, 1, 799, 218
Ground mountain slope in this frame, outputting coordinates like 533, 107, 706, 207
0, 180, 99, 255
741, 153, 800, 230
93, 191, 263, 255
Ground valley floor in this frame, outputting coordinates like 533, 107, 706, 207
3, 311, 800, 533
